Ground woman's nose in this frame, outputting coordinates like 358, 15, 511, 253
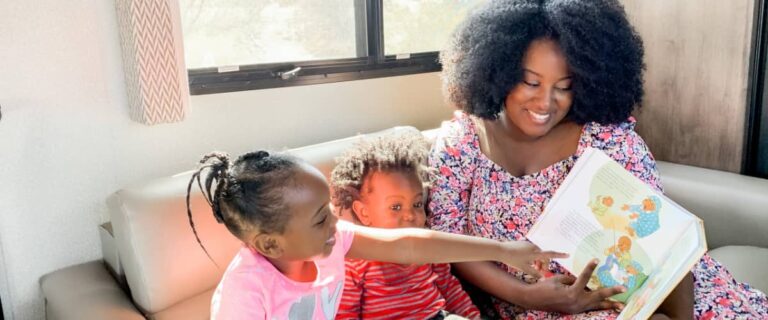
530, 87, 554, 110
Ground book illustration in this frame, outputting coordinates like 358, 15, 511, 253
588, 195, 631, 235
622, 273, 661, 318
623, 195, 662, 238
573, 231, 651, 303
526, 148, 707, 320
589, 194, 662, 239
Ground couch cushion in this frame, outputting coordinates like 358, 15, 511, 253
109, 126, 420, 314
657, 161, 768, 250
109, 176, 241, 314
708, 246, 768, 294
40, 261, 144, 320
153, 288, 214, 320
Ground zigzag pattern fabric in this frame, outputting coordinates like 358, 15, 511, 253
116, 0, 188, 125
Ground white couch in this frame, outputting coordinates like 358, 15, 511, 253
40, 127, 768, 319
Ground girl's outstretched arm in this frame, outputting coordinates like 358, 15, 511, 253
345, 224, 566, 276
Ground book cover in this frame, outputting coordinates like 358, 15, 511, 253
527, 147, 706, 319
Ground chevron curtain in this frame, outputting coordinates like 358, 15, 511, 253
116, 0, 189, 125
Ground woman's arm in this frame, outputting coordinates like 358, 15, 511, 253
453, 260, 627, 314
652, 272, 694, 319
345, 224, 563, 276
452, 261, 532, 304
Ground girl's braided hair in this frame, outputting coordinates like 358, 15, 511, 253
185, 150, 300, 265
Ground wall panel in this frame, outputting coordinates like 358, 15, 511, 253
621, 0, 755, 172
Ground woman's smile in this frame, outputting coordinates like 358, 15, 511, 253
526, 109, 552, 124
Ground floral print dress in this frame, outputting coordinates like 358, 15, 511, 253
427, 112, 768, 319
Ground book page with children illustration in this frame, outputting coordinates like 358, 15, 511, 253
527, 147, 707, 320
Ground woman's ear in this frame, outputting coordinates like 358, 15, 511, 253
351, 200, 372, 226
252, 234, 284, 258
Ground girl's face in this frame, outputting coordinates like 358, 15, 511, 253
276, 164, 338, 260
503, 38, 574, 139
354, 170, 426, 229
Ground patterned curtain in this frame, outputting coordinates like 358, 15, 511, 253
115, 0, 189, 125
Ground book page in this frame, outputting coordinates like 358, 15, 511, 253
619, 221, 706, 319
527, 148, 704, 303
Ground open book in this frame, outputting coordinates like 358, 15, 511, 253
527, 148, 706, 320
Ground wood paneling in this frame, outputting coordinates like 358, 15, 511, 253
621, 0, 754, 172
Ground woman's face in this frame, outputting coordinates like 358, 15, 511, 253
503, 38, 574, 139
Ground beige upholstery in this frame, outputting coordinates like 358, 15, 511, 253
658, 161, 768, 250
107, 172, 241, 316
657, 161, 768, 293
40, 261, 143, 320
708, 246, 768, 294
40, 127, 768, 319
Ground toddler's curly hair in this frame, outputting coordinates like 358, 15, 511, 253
330, 130, 432, 211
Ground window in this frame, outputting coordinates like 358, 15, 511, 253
179, 0, 483, 94
744, 0, 768, 177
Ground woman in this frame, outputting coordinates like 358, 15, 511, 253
428, 0, 768, 319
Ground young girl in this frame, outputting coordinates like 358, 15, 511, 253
186, 150, 564, 320
331, 131, 481, 320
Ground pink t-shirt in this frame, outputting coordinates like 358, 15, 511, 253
211, 221, 356, 320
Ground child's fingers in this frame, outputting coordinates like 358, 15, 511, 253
537, 251, 569, 260
518, 264, 542, 278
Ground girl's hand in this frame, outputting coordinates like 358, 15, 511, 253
500, 241, 568, 278
520, 260, 626, 314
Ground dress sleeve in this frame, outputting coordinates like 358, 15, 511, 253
590, 119, 664, 192
427, 113, 478, 235
432, 263, 481, 319
336, 259, 365, 320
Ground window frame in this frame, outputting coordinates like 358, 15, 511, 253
744, 0, 768, 177
186, 0, 442, 95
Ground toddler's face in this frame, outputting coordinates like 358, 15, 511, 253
355, 170, 426, 229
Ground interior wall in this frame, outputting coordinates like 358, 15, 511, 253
0, 0, 450, 319
621, 0, 755, 172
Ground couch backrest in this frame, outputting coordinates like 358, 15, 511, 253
657, 161, 768, 250
108, 124, 768, 316
108, 126, 421, 316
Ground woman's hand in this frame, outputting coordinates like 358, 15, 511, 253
500, 241, 568, 277
520, 260, 626, 314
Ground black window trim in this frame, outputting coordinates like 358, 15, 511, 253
744, 0, 768, 177
187, 0, 442, 95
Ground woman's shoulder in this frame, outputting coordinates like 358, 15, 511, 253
580, 117, 657, 168
581, 117, 645, 151
432, 111, 480, 153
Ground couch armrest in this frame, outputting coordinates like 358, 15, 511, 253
41, 260, 145, 320
658, 161, 768, 250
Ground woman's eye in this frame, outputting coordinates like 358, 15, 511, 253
390, 204, 402, 211
414, 201, 424, 208
556, 85, 572, 91
523, 80, 539, 87
316, 216, 327, 226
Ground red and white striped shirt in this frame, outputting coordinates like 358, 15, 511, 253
337, 259, 480, 319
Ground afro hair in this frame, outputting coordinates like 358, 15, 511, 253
440, 0, 645, 124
